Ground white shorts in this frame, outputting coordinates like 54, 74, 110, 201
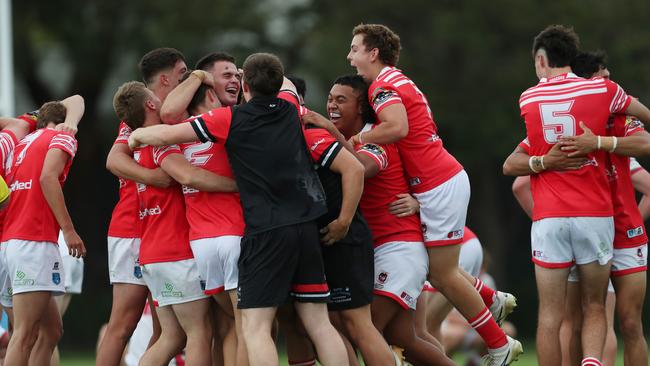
531, 217, 614, 268
567, 265, 614, 292
459, 238, 483, 277
108, 236, 145, 286
0, 245, 12, 308
414, 170, 470, 247
373, 241, 428, 310
190, 235, 241, 295
611, 244, 647, 277
141, 259, 207, 307
58, 231, 84, 294
2, 239, 65, 296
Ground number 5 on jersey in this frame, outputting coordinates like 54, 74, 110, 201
540, 101, 575, 143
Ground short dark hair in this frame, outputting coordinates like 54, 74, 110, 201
113, 81, 150, 130
352, 24, 401, 66
242, 53, 284, 97
333, 74, 375, 123
571, 50, 607, 79
37, 101, 67, 129
532, 25, 580, 68
195, 52, 236, 71
138, 48, 186, 85
180, 71, 213, 116
287, 76, 306, 100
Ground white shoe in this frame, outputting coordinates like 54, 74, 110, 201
489, 291, 517, 326
391, 345, 405, 366
482, 336, 523, 366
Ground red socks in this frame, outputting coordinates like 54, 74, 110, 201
474, 277, 496, 307
468, 307, 507, 349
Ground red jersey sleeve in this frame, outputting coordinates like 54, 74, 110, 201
356, 143, 389, 171
518, 137, 530, 154
623, 116, 645, 137
278, 91, 308, 117
190, 107, 232, 143
49, 133, 77, 158
303, 127, 341, 169
152, 145, 182, 167
16, 110, 39, 133
606, 79, 632, 114
369, 82, 403, 115
113, 122, 132, 145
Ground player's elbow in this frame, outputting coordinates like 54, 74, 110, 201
160, 108, 177, 125
502, 160, 515, 176
395, 122, 408, 140
511, 177, 529, 197
68, 94, 85, 108
39, 171, 58, 189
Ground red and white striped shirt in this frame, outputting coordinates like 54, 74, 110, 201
520, 73, 631, 220
369, 67, 463, 193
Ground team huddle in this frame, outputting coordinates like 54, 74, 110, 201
0, 22, 646, 366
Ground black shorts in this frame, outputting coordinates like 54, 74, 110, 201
322, 233, 375, 311
237, 221, 329, 309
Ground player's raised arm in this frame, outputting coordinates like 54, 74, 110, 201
160, 70, 214, 124
128, 122, 198, 149
352, 103, 408, 145
158, 151, 237, 192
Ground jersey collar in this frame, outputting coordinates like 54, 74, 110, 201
539, 72, 579, 83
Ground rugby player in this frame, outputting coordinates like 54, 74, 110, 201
502, 25, 650, 366
99, 48, 187, 366
345, 23, 520, 365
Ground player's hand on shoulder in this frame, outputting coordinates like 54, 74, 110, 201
128, 130, 142, 150
63, 228, 86, 258
388, 193, 419, 217
320, 218, 351, 246
54, 123, 78, 136
302, 110, 333, 131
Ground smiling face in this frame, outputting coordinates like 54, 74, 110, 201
327, 83, 364, 138
207, 61, 241, 106
347, 34, 377, 82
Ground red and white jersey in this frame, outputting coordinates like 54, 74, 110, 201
2, 129, 77, 243
519, 73, 631, 220
356, 124, 423, 246
134, 145, 192, 265
0, 130, 19, 237
108, 122, 142, 238
606, 115, 647, 248
370, 67, 463, 193
180, 138, 244, 241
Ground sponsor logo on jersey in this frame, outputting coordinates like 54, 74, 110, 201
139, 205, 162, 219
625, 116, 644, 131
182, 185, 199, 195
627, 226, 644, 239
372, 88, 396, 109
400, 291, 414, 305
447, 229, 463, 240
533, 250, 543, 258
378, 271, 388, 284
429, 133, 441, 142
53, 262, 59, 270
310, 138, 325, 152
133, 266, 143, 279
136, 182, 146, 193
52, 273, 61, 285
161, 282, 183, 298
10, 179, 32, 192
330, 287, 352, 303
638, 247, 645, 258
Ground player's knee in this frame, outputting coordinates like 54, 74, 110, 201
618, 311, 643, 339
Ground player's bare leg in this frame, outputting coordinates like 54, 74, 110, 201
534, 264, 570, 366
139, 305, 186, 366
613, 271, 647, 366
241, 307, 279, 366
5, 292, 57, 366
560, 281, 581, 366
172, 298, 213, 366
96, 284, 148, 366
371, 295, 453, 365
339, 305, 394, 365
329, 312, 360, 366
421, 290, 453, 348
278, 305, 317, 366
577, 261, 611, 363
48, 293, 72, 366
228, 291, 249, 366
602, 292, 617, 366
27, 296, 62, 366
147, 293, 162, 349
294, 302, 349, 366
213, 294, 236, 366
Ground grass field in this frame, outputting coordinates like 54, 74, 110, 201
59, 344, 627, 365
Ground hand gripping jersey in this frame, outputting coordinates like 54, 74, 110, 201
2, 129, 77, 243
355, 124, 424, 246
134, 145, 192, 265
189, 92, 326, 235
519, 73, 631, 220
108, 122, 142, 238
605, 115, 648, 248
179, 138, 245, 240
369, 67, 463, 193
